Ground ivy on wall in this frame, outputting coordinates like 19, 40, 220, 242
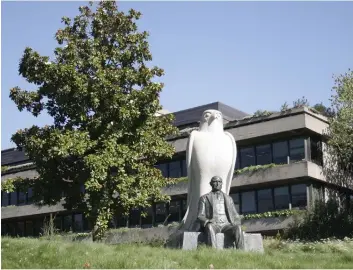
242, 209, 304, 220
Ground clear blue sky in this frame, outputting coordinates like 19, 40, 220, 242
2, 1, 353, 150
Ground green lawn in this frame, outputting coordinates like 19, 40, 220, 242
2, 236, 353, 269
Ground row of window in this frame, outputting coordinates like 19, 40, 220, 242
231, 184, 307, 214
1, 184, 307, 237
155, 137, 319, 178
237, 138, 306, 169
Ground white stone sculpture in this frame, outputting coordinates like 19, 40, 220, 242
180, 109, 237, 231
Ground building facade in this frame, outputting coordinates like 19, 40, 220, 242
2, 102, 352, 237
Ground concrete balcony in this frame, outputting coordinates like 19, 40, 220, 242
232, 160, 325, 188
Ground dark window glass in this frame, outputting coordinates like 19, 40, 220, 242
74, 214, 84, 232
116, 215, 128, 228
27, 188, 33, 204
181, 159, 187, 177
129, 208, 140, 227
2, 192, 9, 207
25, 220, 33, 236
274, 186, 289, 210
155, 203, 166, 223
182, 199, 187, 216
157, 164, 168, 177
230, 193, 240, 213
7, 223, 16, 236
1, 223, 6, 236
273, 141, 289, 164
291, 184, 307, 209
240, 147, 256, 168
18, 191, 26, 206
83, 215, 91, 231
63, 215, 73, 232
16, 221, 25, 237
235, 152, 240, 170
256, 144, 272, 165
289, 138, 305, 162
257, 189, 274, 213
241, 191, 256, 214
33, 219, 41, 236
169, 161, 181, 178
169, 200, 181, 222
141, 206, 153, 227
10, 191, 18, 206
311, 137, 323, 165
80, 184, 85, 193
54, 216, 62, 231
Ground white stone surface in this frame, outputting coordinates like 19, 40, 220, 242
244, 233, 264, 253
180, 110, 237, 231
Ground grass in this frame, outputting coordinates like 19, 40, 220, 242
2, 236, 353, 269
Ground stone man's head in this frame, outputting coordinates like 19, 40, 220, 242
210, 176, 223, 192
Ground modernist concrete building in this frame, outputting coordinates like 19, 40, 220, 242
2, 102, 352, 237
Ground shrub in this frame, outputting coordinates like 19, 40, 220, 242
284, 199, 353, 241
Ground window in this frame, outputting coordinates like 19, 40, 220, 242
74, 214, 84, 232
18, 191, 26, 206
181, 159, 187, 177
155, 203, 166, 223
291, 184, 307, 208
54, 216, 62, 231
157, 164, 168, 177
16, 222, 25, 237
169, 201, 181, 222
2, 192, 9, 207
141, 206, 153, 227
129, 208, 140, 227
10, 191, 18, 206
310, 137, 323, 165
274, 186, 289, 210
1, 223, 6, 236
230, 193, 240, 213
241, 191, 256, 214
63, 215, 73, 232
27, 188, 33, 204
257, 189, 274, 213
273, 141, 289, 164
289, 138, 305, 162
25, 220, 33, 236
256, 144, 272, 165
182, 200, 187, 216
240, 147, 256, 168
33, 219, 41, 236
169, 161, 181, 178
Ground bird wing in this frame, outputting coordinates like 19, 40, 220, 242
180, 130, 196, 228
224, 131, 237, 194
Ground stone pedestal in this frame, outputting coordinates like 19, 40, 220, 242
172, 231, 264, 252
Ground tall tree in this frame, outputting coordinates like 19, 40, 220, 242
324, 70, 353, 195
9, 1, 178, 240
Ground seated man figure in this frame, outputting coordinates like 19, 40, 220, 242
197, 176, 244, 249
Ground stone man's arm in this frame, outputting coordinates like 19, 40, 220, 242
197, 196, 210, 227
228, 196, 242, 226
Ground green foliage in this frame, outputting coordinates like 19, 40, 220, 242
311, 103, 336, 118
284, 199, 353, 241
1, 166, 9, 173
252, 110, 273, 118
293, 96, 310, 108
324, 70, 353, 189
242, 209, 303, 220
235, 163, 277, 175
280, 102, 289, 112
9, 1, 178, 240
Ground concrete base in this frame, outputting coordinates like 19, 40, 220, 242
167, 231, 264, 252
